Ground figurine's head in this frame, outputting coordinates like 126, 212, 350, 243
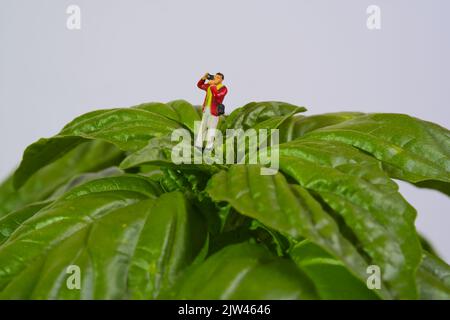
212, 72, 224, 85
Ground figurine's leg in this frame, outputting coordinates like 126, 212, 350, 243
195, 111, 208, 148
205, 114, 219, 150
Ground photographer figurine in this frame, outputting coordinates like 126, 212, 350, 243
195, 72, 228, 150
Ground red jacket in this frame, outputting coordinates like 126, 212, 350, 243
197, 79, 228, 116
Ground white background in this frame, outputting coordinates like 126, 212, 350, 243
1, 0, 449, 260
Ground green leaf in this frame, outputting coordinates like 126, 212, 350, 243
0, 141, 123, 217
158, 168, 210, 196
59, 108, 181, 145
13, 108, 182, 189
252, 112, 306, 131
414, 180, 450, 197
127, 192, 207, 299
249, 220, 291, 257
120, 135, 176, 169
135, 100, 201, 132
49, 167, 124, 199
0, 201, 52, 245
289, 240, 379, 299
58, 174, 163, 200
304, 113, 450, 189
0, 193, 147, 298
28, 200, 153, 300
174, 242, 318, 299
278, 138, 399, 192
0, 175, 203, 299
224, 101, 306, 130
120, 134, 221, 174
278, 112, 365, 143
417, 251, 450, 300
277, 139, 422, 299
419, 234, 439, 257
206, 164, 389, 299
0, 175, 159, 296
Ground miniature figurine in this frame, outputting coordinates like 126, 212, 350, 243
195, 72, 228, 150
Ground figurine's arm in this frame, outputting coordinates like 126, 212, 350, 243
210, 85, 228, 100
197, 79, 209, 91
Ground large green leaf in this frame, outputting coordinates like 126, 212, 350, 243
13, 108, 182, 189
289, 240, 379, 299
0, 141, 123, 217
134, 100, 200, 132
127, 192, 207, 299
174, 242, 318, 299
0, 196, 146, 297
304, 113, 450, 189
0, 201, 52, 245
206, 164, 390, 299
223, 101, 306, 130
416, 251, 450, 300
120, 134, 221, 174
58, 175, 162, 200
278, 112, 365, 143
49, 167, 124, 199
0, 176, 207, 299
277, 139, 421, 299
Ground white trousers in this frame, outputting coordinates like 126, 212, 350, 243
195, 107, 219, 149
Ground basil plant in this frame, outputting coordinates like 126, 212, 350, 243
0, 100, 449, 300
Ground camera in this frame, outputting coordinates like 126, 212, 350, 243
218, 103, 225, 115
206, 73, 215, 80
